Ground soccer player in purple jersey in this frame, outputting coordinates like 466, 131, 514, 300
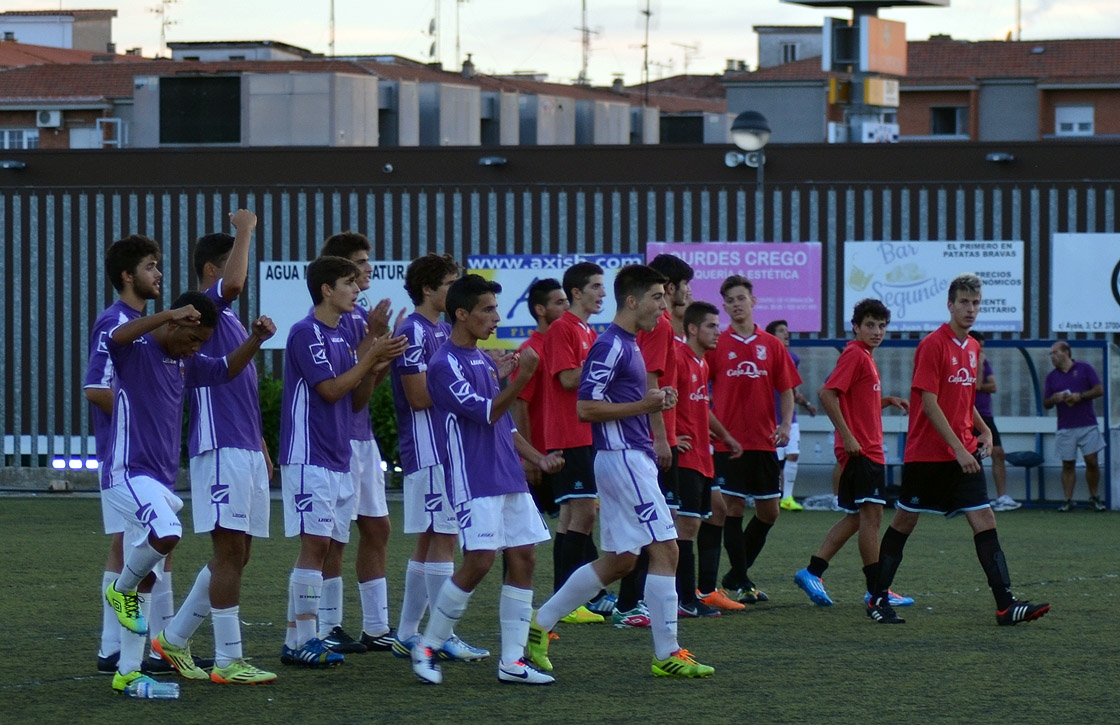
279, 256, 406, 669
84, 235, 161, 675
316, 232, 406, 654
389, 254, 488, 662
102, 291, 275, 696
409, 275, 564, 685
527, 265, 716, 679
150, 210, 280, 685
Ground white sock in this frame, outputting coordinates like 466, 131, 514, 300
783, 460, 799, 499
118, 597, 150, 675
397, 560, 428, 639
290, 568, 323, 648
318, 576, 343, 637
99, 571, 121, 658
537, 563, 605, 631
359, 577, 389, 635
425, 561, 453, 612
211, 605, 242, 668
499, 585, 533, 666
421, 580, 471, 650
148, 569, 174, 650
644, 573, 680, 660
116, 540, 165, 592
163, 566, 210, 647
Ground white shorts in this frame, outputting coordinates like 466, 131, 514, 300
594, 450, 678, 556
402, 465, 458, 535
777, 421, 801, 460
189, 448, 270, 537
281, 464, 345, 540
1055, 425, 1106, 462
455, 492, 551, 552
349, 438, 388, 519
101, 493, 126, 535
102, 476, 184, 549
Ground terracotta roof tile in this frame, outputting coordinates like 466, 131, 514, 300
0, 40, 151, 68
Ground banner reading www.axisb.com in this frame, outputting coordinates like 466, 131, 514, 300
468, 254, 643, 349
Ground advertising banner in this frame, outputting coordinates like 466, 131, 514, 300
844, 241, 1023, 331
1051, 233, 1120, 332
468, 253, 644, 349
646, 242, 822, 332
258, 260, 411, 350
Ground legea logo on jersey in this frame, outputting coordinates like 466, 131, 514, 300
634, 501, 658, 523
947, 367, 976, 386
97, 331, 109, 354
690, 386, 709, 403
451, 379, 482, 405
424, 494, 443, 512
588, 360, 613, 383
727, 360, 768, 379
210, 483, 230, 505
456, 509, 472, 529
311, 342, 328, 366
136, 503, 157, 525
294, 493, 313, 512
404, 346, 423, 366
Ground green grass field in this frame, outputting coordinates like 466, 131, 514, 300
2, 495, 1117, 724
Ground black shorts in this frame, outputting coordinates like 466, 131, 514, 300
677, 467, 713, 518
836, 456, 887, 513
658, 446, 680, 509
550, 445, 597, 503
898, 457, 990, 517
713, 450, 781, 500
978, 415, 1002, 448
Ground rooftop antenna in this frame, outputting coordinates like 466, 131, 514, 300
672, 41, 699, 74
639, 0, 653, 105
329, 0, 335, 56
432, 0, 441, 64
455, 0, 470, 69
575, 0, 600, 86
149, 0, 178, 57
1015, 0, 1021, 41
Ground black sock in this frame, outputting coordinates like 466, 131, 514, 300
552, 532, 565, 593
875, 526, 910, 599
807, 555, 829, 579
584, 536, 599, 565
559, 531, 589, 589
742, 516, 774, 575
617, 552, 648, 613
974, 528, 1014, 610
723, 515, 746, 586
675, 540, 697, 605
863, 563, 879, 596
697, 522, 723, 593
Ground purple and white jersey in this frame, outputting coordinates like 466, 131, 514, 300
280, 314, 356, 473
427, 342, 527, 507
339, 303, 375, 442
390, 312, 450, 474
188, 281, 262, 456
578, 323, 656, 459
83, 300, 141, 462
102, 333, 229, 490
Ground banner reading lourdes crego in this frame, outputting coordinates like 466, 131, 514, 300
844, 241, 1024, 331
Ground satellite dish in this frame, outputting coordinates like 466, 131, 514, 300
429, 41, 436, 58
429, 18, 436, 35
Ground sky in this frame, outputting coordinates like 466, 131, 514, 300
17, 1, 1120, 85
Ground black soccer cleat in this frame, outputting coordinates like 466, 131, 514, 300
866, 597, 906, 624
996, 599, 1050, 626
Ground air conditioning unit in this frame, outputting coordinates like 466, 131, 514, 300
37, 110, 62, 128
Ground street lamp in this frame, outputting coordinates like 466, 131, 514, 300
724, 111, 770, 188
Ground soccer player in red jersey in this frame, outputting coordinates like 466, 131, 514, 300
792, 298, 909, 608
707, 275, 801, 604
868, 274, 1050, 626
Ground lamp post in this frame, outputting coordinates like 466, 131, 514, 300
725, 110, 771, 235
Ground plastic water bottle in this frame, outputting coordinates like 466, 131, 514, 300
813, 440, 822, 463
124, 680, 180, 699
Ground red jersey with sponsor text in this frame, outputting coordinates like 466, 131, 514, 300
636, 310, 678, 446
542, 310, 596, 450
823, 339, 885, 466
674, 339, 714, 477
513, 330, 548, 452
904, 323, 979, 463
707, 325, 801, 452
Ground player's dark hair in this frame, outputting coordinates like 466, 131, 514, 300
106, 235, 160, 292
404, 253, 460, 305
851, 298, 891, 328
614, 264, 667, 306
720, 274, 753, 297
562, 262, 604, 303
948, 272, 982, 302
968, 330, 985, 344
192, 232, 234, 281
446, 274, 502, 323
765, 319, 788, 335
321, 231, 371, 260
307, 255, 359, 306
684, 300, 719, 337
170, 290, 219, 329
648, 253, 694, 288
528, 277, 562, 323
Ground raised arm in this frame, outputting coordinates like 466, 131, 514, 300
225, 316, 276, 379
110, 306, 199, 346
219, 209, 256, 302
